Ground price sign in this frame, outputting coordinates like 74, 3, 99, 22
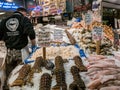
54, 28, 63, 42
92, 26, 103, 41
85, 12, 92, 25
114, 30, 119, 46
38, 28, 50, 47
118, 19, 120, 29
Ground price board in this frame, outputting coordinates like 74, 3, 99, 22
85, 12, 92, 25
54, 28, 63, 42
92, 26, 103, 41
38, 28, 50, 47
114, 30, 119, 46
118, 19, 120, 29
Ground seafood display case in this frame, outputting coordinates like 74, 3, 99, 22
7, 20, 120, 90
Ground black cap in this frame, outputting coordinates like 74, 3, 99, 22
16, 7, 27, 12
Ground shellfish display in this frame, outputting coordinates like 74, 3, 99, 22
69, 66, 86, 90
40, 73, 52, 90
10, 64, 31, 87
26, 56, 44, 86
73, 56, 87, 72
52, 56, 67, 90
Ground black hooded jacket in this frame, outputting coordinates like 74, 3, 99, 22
0, 11, 35, 50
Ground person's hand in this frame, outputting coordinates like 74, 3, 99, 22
31, 45, 39, 53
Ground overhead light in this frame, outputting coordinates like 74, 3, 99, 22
6, 0, 13, 2
0, 12, 5, 15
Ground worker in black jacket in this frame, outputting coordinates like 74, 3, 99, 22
0, 7, 36, 90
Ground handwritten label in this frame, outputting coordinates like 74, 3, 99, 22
118, 19, 120, 29
85, 13, 92, 25
54, 28, 63, 42
38, 28, 50, 47
92, 26, 103, 41
114, 30, 119, 46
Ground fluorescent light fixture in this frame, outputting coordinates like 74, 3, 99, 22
0, 12, 5, 15
6, 0, 13, 2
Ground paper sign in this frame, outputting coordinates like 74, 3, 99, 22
92, 26, 103, 41
38, 28, 50, 47
85, 12, 92, 25
118, 19, 120, 29
114, 30, 119, 46
114, 18, 118, 29
54, 28, 63, 42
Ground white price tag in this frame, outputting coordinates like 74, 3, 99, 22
85, 13, 92, 25
54, 28, 63, 42
92, 26, 103, 41
114, 30, 119, 46
38, 28, 50, 47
